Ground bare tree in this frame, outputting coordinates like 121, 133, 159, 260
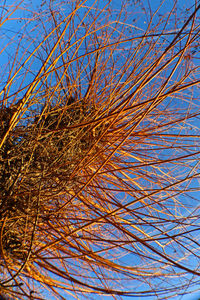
0, 0, 200, 299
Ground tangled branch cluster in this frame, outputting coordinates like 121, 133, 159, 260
0, 97, 101, 257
